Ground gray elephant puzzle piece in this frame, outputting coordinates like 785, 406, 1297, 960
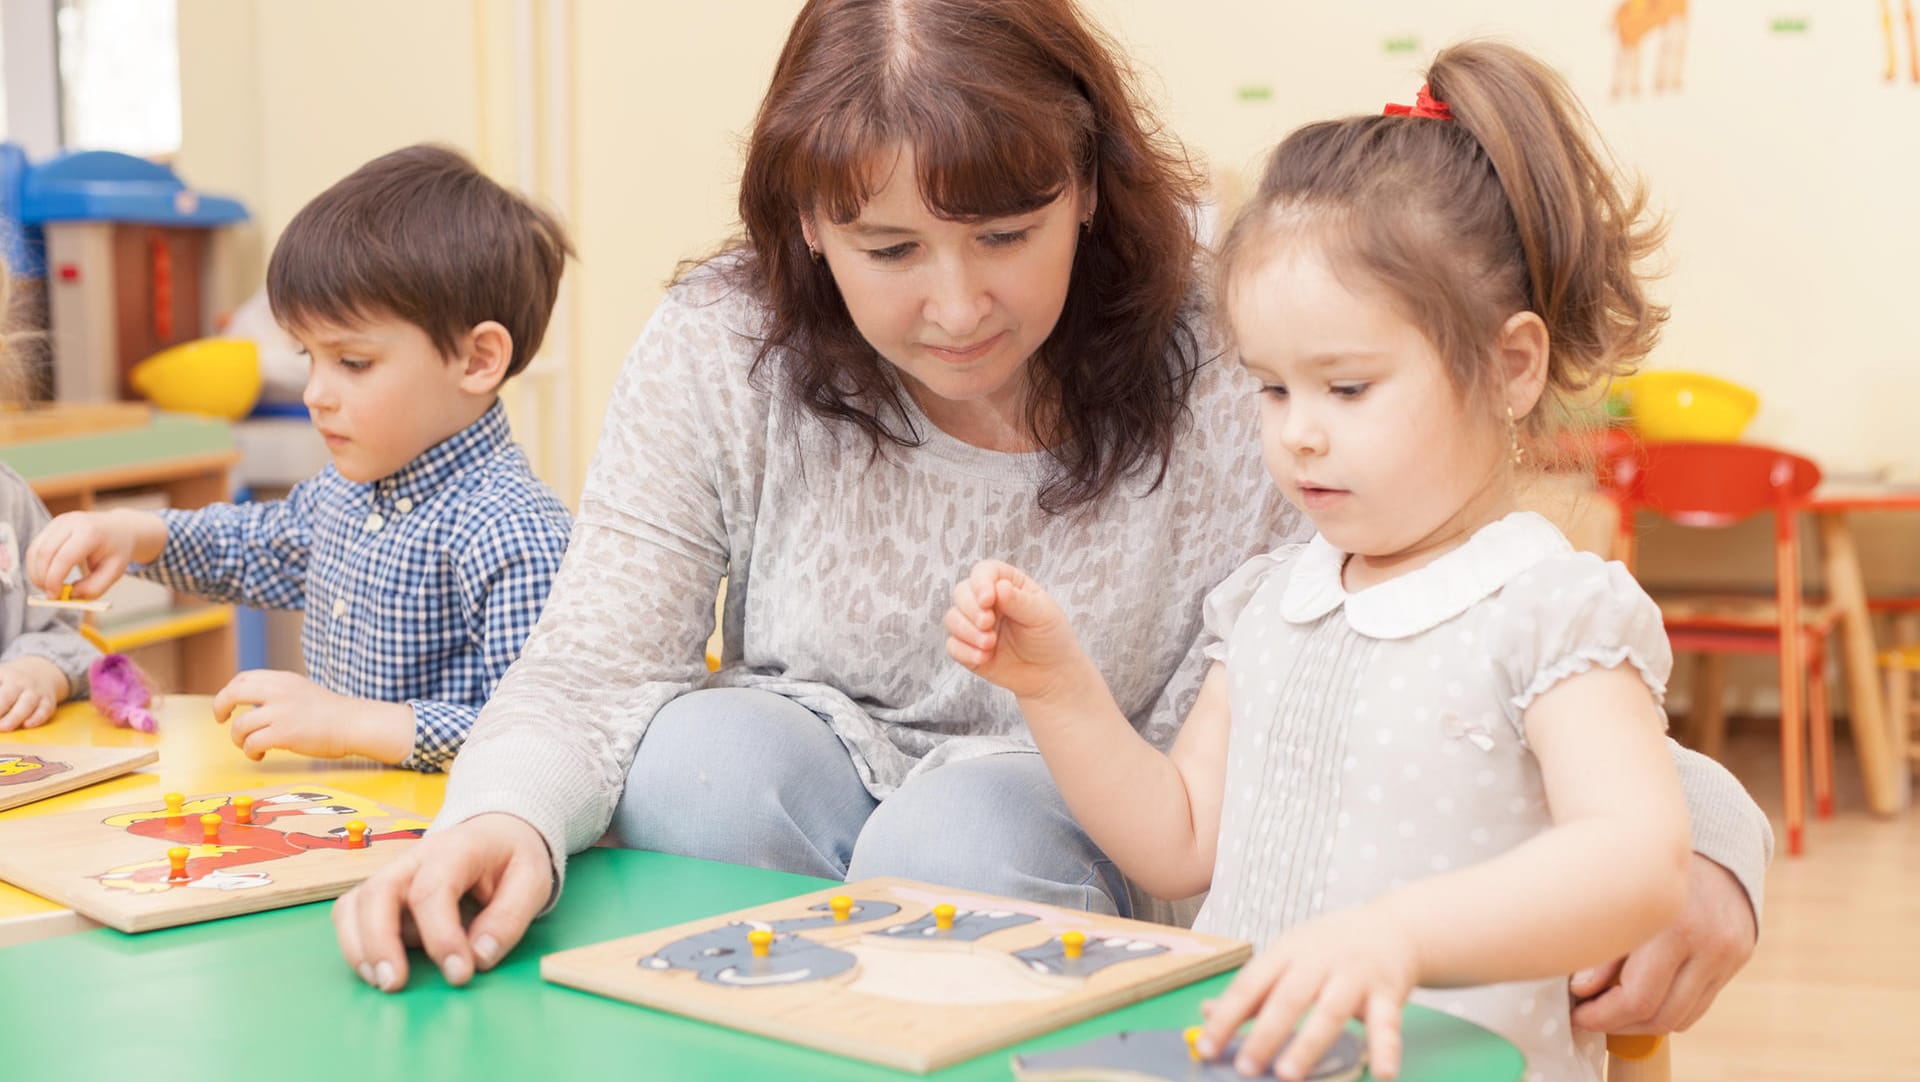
638, 899, 902, 988
777, 898, 901, 933
1014, 934, 1170, 978
873, 907, 1038, 943
1011, 1028, 1366, 1081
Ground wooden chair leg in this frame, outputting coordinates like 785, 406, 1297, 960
1890, 665, 1914, 770
1808, 635, 1833, 819
1690, 653, 1728, 760
1892, 611, 1920, 648
1607, 1034, 1672, 1082
1776, 530, 1807, 856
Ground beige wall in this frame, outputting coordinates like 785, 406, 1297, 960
175, 0, 572, 485
567, 1, 796, 480
176, 2, 1918, 709
1090, 0, 1920, 482
175, 0, 800, 501
181, 2, 1920, 487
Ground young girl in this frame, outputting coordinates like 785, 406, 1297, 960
0, 259, 100, 729
946, 41, 1690, 1082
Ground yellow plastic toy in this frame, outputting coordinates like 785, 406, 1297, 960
1611, 370, 1758, 442
128, 338, 262, 420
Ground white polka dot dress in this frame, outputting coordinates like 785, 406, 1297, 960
1191, 512, 1671, 1082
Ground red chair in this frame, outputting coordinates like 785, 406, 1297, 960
1601, 440, 1839, 856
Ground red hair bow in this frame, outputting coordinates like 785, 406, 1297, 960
1383, 84, 1452, 121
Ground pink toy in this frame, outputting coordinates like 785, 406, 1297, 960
88, 654, 158, 733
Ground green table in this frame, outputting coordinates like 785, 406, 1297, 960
0, 849, 1523, 1080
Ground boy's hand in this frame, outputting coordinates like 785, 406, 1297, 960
1196, 903, 1417, 1081
0, 657, 69, 731
213, 670, 412, 763
944, 560, 1090, 702
25, 510, 166, 599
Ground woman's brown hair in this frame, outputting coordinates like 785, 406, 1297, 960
714, 0, 1205, 514
1217, 40, 1667, 452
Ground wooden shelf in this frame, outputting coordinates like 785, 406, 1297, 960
1, 409, 239, 693
89, 602, 234, 653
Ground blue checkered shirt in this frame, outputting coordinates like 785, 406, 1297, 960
141, 401, 571, 771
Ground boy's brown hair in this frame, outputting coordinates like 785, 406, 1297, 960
267, 144, 572, 380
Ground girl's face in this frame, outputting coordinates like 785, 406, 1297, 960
1228, 242, 1514, 582
804, 143, 1090, 448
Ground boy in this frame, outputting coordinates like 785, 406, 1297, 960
28, 145, 573, 771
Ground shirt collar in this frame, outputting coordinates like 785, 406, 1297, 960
1279, 511, 1572, 639
370, 399, 513, 505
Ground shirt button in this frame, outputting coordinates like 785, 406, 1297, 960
364, 512, 384, 532
332, 599, 347, 617
395, 497, 414, 513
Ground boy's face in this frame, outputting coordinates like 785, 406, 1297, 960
294, 315, 489, 483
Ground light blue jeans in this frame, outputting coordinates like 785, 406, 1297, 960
609, 687, 1130, 915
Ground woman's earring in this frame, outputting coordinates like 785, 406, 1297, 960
1506, 405, 1526, 466
806, 242, 823, 263
1081, 214, 1093, 234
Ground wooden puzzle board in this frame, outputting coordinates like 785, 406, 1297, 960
0, 743, 157, 812
541, 876, 1252, 1073
0, 785, 429, 932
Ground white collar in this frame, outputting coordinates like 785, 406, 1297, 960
1279, 511, 1572, 640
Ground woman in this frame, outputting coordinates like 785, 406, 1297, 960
335, 2, 1766, 1037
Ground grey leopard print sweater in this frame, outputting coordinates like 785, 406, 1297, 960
435, 270, 1771, 913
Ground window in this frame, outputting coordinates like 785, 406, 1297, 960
55, 0, 180, 157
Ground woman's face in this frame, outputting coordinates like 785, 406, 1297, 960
804, 144, 1090, 444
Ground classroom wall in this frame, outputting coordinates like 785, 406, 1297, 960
1092, 0, 1920, 482
1083, 0, 1920, 710
173, 1, 1919, 711
173, 0, 572, 489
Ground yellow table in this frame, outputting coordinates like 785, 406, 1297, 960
0, 696, 446, 946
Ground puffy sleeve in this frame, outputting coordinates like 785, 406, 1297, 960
1495, 552, 1671, 737
1198, 546, 1304, 664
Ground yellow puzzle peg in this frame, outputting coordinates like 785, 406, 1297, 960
233, 796, 254, 824
58, 583, 73, 602
1061, 930, 1086, 961
166, 847, 190, 882
1184, 1025, 1204, 1061
345, 820, 368, 849
199, 813, 222, 844
830, 895, 853, 922
1606, 1034, 1665, 1061
748, 929, 774, 958
933, 903, 956, 932
164, 793, 185, 824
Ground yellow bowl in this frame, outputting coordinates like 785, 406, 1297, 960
1611, 370, 1758, 442
129, 338, 262, 420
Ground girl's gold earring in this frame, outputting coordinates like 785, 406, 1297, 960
807, 243, 823, 262
1507, 406, 1526, 465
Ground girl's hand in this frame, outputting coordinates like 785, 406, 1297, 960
943, 560, 1089, 702
1197, 903, 1418, 1080
0, 657, 66, 730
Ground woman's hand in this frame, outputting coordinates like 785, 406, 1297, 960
1197, 902, 1418, 1080
332, 813, 553, 992
944, 560, 1092, 703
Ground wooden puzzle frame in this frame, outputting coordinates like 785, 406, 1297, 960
0, 743, 157, 812
0, 784, 429, 932
541, 876, 1251, 1073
